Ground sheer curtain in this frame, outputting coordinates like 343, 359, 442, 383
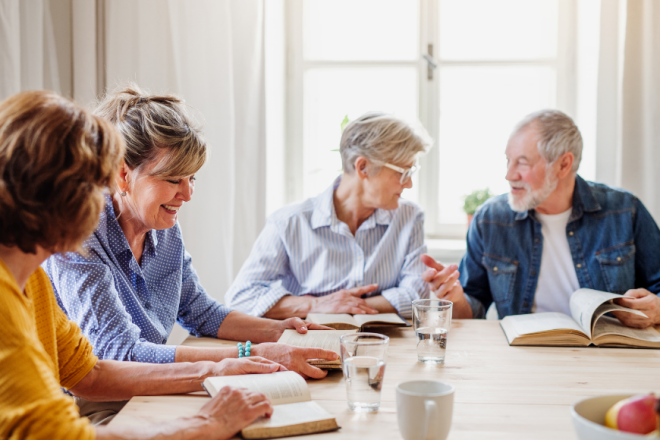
0, 0, 266, 305
2, 0, 660, 293
0, 0, 63, 98
103, 0, 266, 304
596, 0, 660, 220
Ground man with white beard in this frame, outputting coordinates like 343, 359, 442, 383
420, 109, 660, 329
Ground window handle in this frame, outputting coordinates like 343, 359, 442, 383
423, 54, 438, 69
423, 44, 438, 80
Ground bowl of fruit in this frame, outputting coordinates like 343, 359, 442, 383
572, 394, 659, 439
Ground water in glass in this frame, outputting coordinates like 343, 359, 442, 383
412, 299, 452, 364
415, 326, 448, 364
343, 355, 386, 412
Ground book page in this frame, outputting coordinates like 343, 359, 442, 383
307, 313, 358, 329
591, 302, 648, 336
353, 313, 407, 327
277, 329, 356, 357
508, 312, 586, 335
569, 289, 625, 337
203, 371, 310, 405
499, 318, 519, 345
570, 289, 648, 339
244, 401, 334, 430
592, 315, 660, 343
307, 362, 342, 370
500, 318, 590, 346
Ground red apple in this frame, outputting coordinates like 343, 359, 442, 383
604, 394, 658, 434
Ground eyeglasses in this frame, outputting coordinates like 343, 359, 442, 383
383, 163, 420, 184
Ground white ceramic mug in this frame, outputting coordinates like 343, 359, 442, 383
396, 380, 454, 440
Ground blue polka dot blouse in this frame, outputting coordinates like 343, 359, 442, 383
43, 196, 232, 363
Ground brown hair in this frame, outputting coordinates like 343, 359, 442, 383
94, 84, 207, 179
0, 90, 125, 254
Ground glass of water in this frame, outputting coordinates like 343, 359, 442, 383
339, 332, 389, 412
412, 299, 452, 364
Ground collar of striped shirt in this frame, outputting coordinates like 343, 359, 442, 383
310, 176, 395, 232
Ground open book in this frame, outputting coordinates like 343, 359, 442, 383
500, 288, 660, 347
277, 329, 357, 369
306, 313, 409, 330
202, 371, 339, 439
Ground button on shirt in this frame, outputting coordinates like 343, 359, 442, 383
43, 196, 232, 363
225, 177, 429, 318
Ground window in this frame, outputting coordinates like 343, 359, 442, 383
283, 0, 422, 206
267, 0, 598, 237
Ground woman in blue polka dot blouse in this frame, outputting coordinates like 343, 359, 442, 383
2, 89, 286, 438
43, 85, 337, 382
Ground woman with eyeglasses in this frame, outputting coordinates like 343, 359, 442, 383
226, 112, 432, 319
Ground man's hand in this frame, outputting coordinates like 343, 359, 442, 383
420, 254, 473, 319
612, 288, 660, 329
307, 285, 380, 315
252, 343, 338, 379
211, 357, 286, 376
197, 386, 273, 440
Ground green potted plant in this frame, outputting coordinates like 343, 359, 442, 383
463, 188, 493, 227
330, 115, 350, 172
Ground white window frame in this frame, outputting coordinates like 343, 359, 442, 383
283, 0, 578, 239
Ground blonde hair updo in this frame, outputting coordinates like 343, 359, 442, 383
94, 83, 207, 179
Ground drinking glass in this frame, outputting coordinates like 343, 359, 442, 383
339, 332, 389, 412
412, 299, 453, 364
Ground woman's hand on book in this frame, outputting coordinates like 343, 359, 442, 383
280, 317, 335, 334
307, 285, 380, 315
257, 316, 333, 343
263, 289, 379, 320
265, 317, 334, 341
213, 357, 286, 376
252, 343, 337, 379
613, 289, 660, 328
197, 386, 273, 439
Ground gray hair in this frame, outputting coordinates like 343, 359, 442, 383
512, 109, 583, 174
339, 112, 432, 174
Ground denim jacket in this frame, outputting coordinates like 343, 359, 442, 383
459, 175, 660, 319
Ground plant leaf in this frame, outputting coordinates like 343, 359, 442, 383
462, 188, 494, 215
340, 115, 350, 132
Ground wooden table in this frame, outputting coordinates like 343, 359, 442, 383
110, 320, 660, 439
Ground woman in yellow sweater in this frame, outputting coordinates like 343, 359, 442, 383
0, 91, 284, 440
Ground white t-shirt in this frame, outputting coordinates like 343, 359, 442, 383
532, 208, 580, 316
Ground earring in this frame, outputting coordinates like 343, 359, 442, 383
120, 191, 127, 197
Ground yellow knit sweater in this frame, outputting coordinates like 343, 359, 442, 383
0, 259, 97, 440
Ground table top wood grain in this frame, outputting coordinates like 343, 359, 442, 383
109, 320, 660, 439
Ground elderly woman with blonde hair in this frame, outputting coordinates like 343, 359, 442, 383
0, 90, 284, 440
44, 85, 336, 397
226, 112, 432, 318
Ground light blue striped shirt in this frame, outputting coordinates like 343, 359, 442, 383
226, 177, 429, 318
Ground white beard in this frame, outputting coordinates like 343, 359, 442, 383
507, 171, 558, 213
